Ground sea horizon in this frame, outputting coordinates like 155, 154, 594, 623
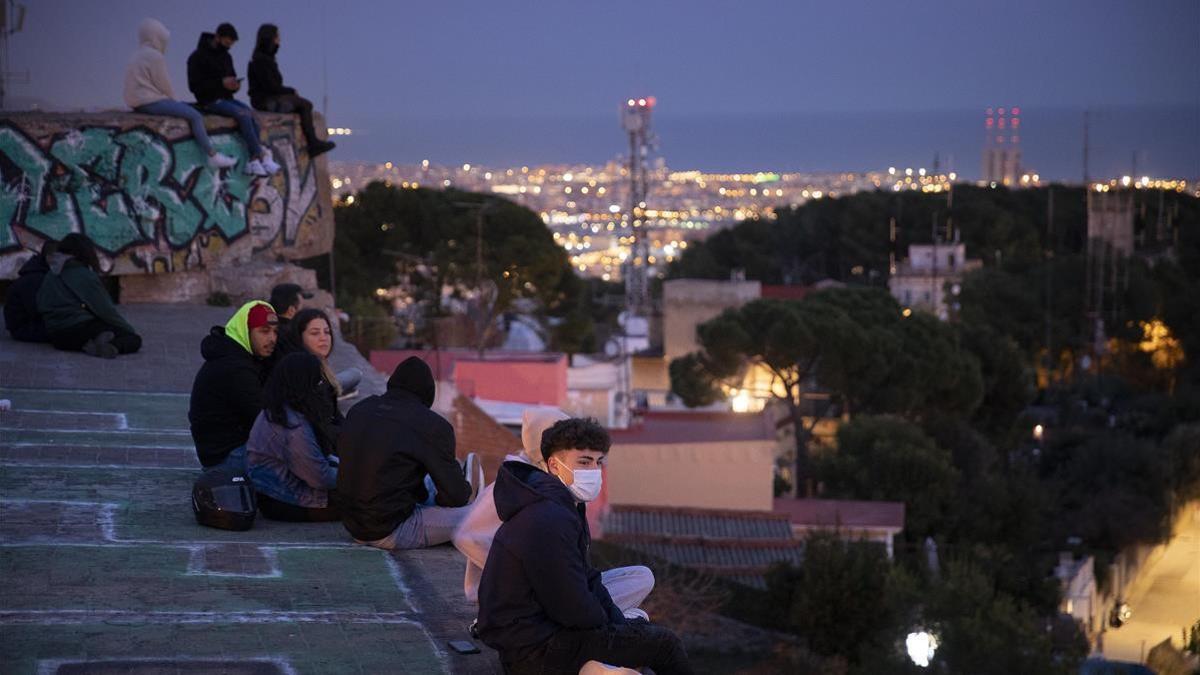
328, 104, 1198, 182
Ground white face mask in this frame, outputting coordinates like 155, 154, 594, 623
552, 459, 603, 502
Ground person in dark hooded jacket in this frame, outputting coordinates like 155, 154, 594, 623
248, 24, 335, 157
4, 241, 55, 343
477, 418, 692, 675
35, 234, 141, 358
336, 356, 472, 549
186, 23, 280, 178
189, 300, 278, 472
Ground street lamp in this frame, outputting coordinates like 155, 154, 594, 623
1033, 424, 1044, 442
906, 630, 938, 668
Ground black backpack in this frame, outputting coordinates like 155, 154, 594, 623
191, 468, 257, 531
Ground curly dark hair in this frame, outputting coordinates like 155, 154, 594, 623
540, 418, 610, 463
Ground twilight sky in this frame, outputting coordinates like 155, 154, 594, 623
10, 1, 1200, 174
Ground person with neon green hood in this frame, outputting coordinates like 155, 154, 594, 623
189, 300, 279, 472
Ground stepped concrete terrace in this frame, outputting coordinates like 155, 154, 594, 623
0, 303, 502, 675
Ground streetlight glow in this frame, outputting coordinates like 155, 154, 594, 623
906, 631, 938, 667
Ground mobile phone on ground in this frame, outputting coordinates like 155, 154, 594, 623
447, 640, 480, 655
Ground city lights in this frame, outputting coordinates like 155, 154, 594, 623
326, 158, 1196, 282
906, 631, 938, 667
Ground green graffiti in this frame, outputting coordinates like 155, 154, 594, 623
115, 128, 204, 246
0, 121, 308, 264
185, 133, 254, 243
49, 128, 143, 253
0, 125, 79, 247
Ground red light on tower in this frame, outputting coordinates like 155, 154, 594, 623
1011, 107, 1020, 115
998, 107, 1007, 116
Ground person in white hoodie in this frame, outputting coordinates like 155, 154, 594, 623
452, 408, 655, 616
124, 18, 237, 171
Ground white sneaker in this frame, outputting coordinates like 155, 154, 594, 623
260, 153, 282, 175
207, 152, 237, 169
243, 159, 270, 177
463, 452, 483, 502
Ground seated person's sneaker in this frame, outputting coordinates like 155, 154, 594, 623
260, 152, 282, 175
243, 159, 270, 177
463, 452, 483, 502
207, 152, 237, 169
82, 331, 118, 359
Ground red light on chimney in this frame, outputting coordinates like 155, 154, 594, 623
1011, 107, 1020, 115
986, 107, 994, 115
986, 118, 994, 127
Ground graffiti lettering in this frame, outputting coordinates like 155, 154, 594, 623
0, 120, 320, 276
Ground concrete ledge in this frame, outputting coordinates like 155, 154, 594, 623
0, 110, 334, 284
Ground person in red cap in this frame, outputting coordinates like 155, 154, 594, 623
189, 300, 279, 472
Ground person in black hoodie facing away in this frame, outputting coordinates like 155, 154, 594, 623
248, 24, 335, 157
337, 357, 472, 549
189, 301, 278, 473
477, 418, 692, 675
4, 240, 55, 342
186, 23, 281, 178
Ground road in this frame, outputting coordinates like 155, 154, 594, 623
1101, 502, 1200, 663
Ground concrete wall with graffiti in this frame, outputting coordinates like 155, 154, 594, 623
0, 112, 333, 279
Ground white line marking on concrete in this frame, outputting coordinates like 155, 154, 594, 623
0, 387, 190, 397
99, 503, 117, 541
383, 552, 418, 613
0, 461, 198, 471
2, 442, 194, 450
382, 553, 451, 674
2, 609, 420, 625
11, 408, 131, 428
37, 656, 299, 675
13, 427, 192, 436
185, 545, 283, 578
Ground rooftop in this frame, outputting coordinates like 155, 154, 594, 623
609, 410, 776, 445
0, 304, 501, 674
773, 498, 906, 531
602, 504, 802, 589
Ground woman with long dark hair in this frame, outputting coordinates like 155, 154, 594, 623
36, 233, 142, 358
246, 352, 340, 521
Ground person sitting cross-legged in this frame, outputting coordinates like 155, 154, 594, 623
247, 352, 341, 522
337, 356, 473, 549
453, 408, 655, 613
476, 418, 693, 675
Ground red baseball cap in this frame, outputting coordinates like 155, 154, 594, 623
247, 303, 278, 330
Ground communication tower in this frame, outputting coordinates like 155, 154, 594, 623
620, 96, 655, 318
981, 106, 1021, 186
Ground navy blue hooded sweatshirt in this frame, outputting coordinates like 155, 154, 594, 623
477, 460, 625, 662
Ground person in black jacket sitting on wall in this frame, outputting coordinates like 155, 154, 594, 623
477, 418, 693, 675
337, 357, 472, 549
186, 23, 280, 178
4, 240, 55, 343
248, 24, 334, 157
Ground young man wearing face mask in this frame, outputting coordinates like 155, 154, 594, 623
476, 418, 693, 675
